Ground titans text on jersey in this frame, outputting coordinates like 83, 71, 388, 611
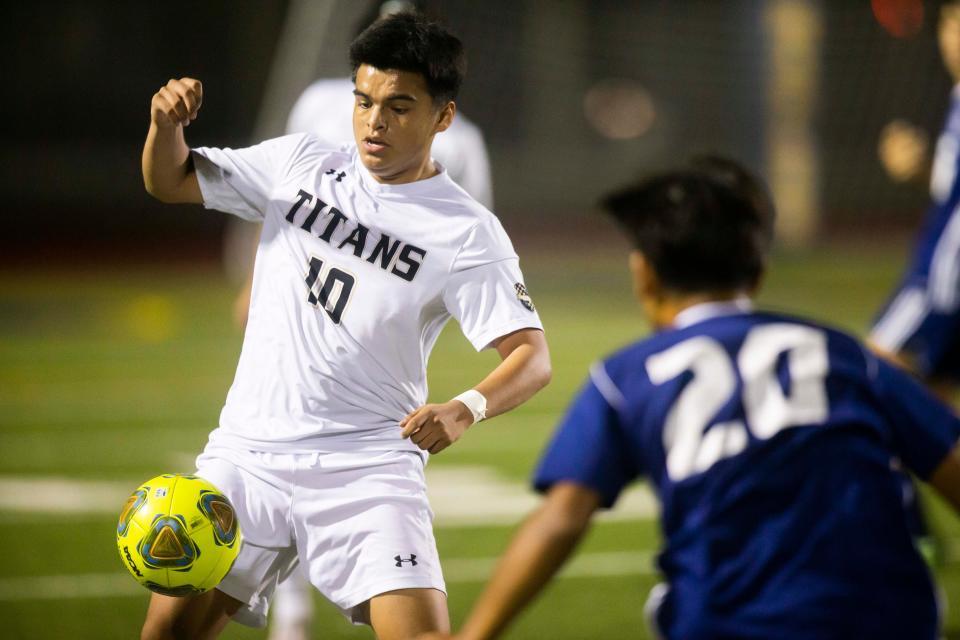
284, 187, 426, 283
190, 133, 542, 453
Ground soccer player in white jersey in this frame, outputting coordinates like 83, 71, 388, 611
139, 13, 551, 640
268, 6, 495, 639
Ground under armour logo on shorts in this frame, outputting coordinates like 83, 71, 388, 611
394, 554, 418, 567
515, 282, 535, 312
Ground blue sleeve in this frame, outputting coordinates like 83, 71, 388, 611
532, 373, 640, 508
870, 355, 960, 479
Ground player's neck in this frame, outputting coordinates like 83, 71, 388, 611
648, 291, 749, 330
368, 154, 439, 185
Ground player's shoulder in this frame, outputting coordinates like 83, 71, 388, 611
748, 309, 866, 352
420, 175, 499, 224
434, 194, 518, 267
714, 309, 870, 367
600, 310, 867, 383
459, 200, 514, 246
280, 132, 353, 171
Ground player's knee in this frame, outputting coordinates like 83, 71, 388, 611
140, 619, 171, 640
140, 609, 196, 640
140, 621, 195, 640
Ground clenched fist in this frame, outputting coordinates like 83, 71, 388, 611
400, 399, 474, 454
151, 77, 203, 128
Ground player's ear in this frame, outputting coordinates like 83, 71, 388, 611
628, 251, 659, 301
433, 101, 455, 134
746, 272, 764, 298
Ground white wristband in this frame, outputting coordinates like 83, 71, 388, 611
453, 389, 487, 425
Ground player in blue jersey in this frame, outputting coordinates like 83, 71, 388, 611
432, 158, 960, 639
870, 0, 960, 400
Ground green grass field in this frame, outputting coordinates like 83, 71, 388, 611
1, 241, 959, 639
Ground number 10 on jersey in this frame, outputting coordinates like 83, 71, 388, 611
304, 257, 355, 324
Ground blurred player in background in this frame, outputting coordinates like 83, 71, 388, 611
868, 0, 960, 567
231, 0, 493, 338
428, 158, 960, 639
140, 12, 549, 640
870, 0, 960, 403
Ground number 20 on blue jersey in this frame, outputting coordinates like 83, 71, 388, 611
645, 324, 829, 482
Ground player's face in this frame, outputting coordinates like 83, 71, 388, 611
353, 65, 454, 184
939, 5, 960, 83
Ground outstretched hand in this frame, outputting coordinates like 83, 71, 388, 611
151, 77, 203, 129
400, 399, 474, 454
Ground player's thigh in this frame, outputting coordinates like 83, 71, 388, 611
293, 451, 446, 621
367, 587, 449, 640
141, 588, 244, 640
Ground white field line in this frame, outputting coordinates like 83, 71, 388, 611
0, 551, 656, 602
425, 466, 658, 525
6, 541, 960, 603
0, 467, 659, 526
0, 477, 132, 514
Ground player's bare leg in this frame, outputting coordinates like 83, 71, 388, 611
365, 587, 449, 640
140, 588, 244, 640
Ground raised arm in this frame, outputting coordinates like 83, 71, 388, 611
142, 77, 204, 204
400, 327, 551, 453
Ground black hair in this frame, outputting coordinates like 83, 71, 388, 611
353, 1, 425, 39
349, 12, 465, 105
602, 157, 775, 294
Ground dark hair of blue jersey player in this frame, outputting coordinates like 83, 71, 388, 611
434, 158, 960, 640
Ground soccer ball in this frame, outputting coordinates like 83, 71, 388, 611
116, 473, 241, 596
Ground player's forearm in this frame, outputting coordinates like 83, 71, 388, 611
458, 486, 594, 640
476, 329, 551, 419
143, 78, 203, 203
400, 331, 548, 452
142, 121, 194, 202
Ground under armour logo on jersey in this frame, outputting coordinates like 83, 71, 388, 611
395, 554, 418, 567
515, 282, 535, 312
325, 169, 346, 182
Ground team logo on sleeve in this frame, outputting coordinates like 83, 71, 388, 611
515, 282, 536, 312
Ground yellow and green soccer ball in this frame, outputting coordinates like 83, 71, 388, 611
116, 474, 241, 596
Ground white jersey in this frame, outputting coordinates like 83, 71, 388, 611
193, 133, 541, 454
286, 77, 494, 209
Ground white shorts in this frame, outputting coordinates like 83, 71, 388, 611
194, 446, 446, 628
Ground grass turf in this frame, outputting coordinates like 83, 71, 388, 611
1, 242, 958, 638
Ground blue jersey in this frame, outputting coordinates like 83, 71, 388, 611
872, 87, 960, 379
534, 303, 959, 639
